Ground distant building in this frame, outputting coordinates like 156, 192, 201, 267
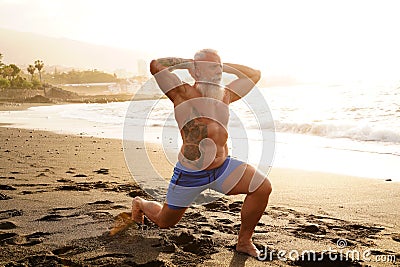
114, 69, 134, 79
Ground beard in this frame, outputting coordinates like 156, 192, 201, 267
196, 76, 224, 101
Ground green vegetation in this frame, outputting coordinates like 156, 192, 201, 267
44, 69, 118, 84
35, 60, 44, 83
0, 52, 118, 90
0, 52, 41, 89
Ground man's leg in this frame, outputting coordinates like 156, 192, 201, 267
132, 197, 187, 229
223, 164, 272, 257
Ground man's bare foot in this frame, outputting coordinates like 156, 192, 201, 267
236, 241, 260, 257
132, 197, 144, 224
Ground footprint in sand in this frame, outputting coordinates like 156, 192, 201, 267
201, 229, 215, 236
170, 232, 217, 256
88, 200, 114, 205
0, 221, 17, 230
127, 189, 148, 198
297, 224, 327, 235
210, 221, 235, 235
204, 199, 229, 211
328, 223, 385, 241
73, 174, 88, 177
185, 211, 208, 222
0, 192, 11, 200
52, 207, 75, 212
57, 184, 90, 191
0, 185, 16, 190
0, 232, 18, 243
216, 218, 234, 224
21, 232, 51, 246
37, 214, 64, 221
228, 201, 243, 212
5, 254, 78, 266
170, 231, 195, 245
182, 237, 215, 256
0, 209, 23, 220
391, 234, 400, 243
93, 168, 109, 175
52, 245, 78, 256
0, 231, 50, 246
25, 231, 51, 239
56, 178, 73, 182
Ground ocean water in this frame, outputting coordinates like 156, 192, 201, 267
1, 81, 399, 181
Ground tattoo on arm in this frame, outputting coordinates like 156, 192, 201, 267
157, 57, 192, 70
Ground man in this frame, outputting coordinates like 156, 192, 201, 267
132, 49, 272, 257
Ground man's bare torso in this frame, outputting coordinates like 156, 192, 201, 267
174, 84, 230, 171
149, 53, 261, 171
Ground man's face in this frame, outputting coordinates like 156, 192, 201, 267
194, 54, 222, 84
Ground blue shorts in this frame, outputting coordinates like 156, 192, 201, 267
166, 156, 245, 209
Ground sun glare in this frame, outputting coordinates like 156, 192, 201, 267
0, 0, 399, 82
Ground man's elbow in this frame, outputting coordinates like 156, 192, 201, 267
251, 70, 261, 84
150, 59, 159, 75
150, 59, 168, 75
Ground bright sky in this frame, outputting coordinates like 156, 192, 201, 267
1, 0, 399, 82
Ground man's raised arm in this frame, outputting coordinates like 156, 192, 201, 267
223, 63, 261, 103
150, 57, 193, 101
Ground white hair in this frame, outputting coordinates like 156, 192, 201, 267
196, 83, 225, 101
193, 49, 224, 101
194, 49, 219, 61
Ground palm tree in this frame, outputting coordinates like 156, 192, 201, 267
0, 53, 3, 78
27, 65, 36, 81
34, 60, 44, 83
8, 64, 20, 80
2, 66, 13, 80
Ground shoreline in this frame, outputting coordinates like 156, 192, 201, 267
0, 102, 58, 111
0, 126, 399, 266
1, 101, 400, 183
0, 93, 166, 111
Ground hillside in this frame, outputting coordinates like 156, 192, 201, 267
0, 28, 149, 74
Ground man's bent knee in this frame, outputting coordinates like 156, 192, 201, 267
253, 179, 272, 196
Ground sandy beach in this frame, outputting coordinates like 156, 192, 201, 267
0, 127, 400, 266
0, 105, 399, 266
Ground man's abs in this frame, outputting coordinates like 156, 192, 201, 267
179, 118, 228, 170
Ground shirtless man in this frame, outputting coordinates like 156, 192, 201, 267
132, 49, 272, 257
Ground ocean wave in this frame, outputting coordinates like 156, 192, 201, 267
274, 121, 400, 144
